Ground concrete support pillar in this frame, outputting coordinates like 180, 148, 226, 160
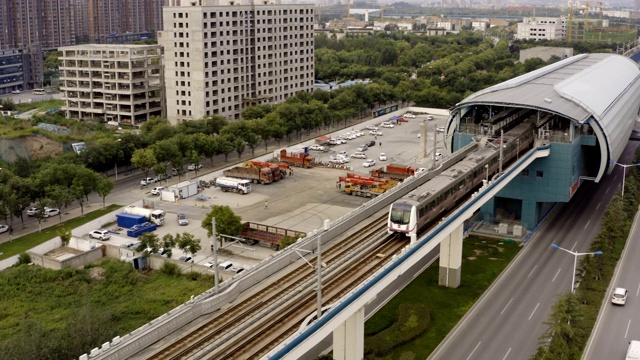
333, 306, 365, 360
438, 223, 464, 288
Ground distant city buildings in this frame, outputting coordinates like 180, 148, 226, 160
160, 0, 316, 124
59, 44, 163, 125
516, 17, 567, 41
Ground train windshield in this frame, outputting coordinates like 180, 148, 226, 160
390, 203, 412, 225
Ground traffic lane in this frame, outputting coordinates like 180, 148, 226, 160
431, 180, 612, 360
584, 210, 640, 359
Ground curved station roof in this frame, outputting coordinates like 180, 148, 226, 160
450, 53, 640, 182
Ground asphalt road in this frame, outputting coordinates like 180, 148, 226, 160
583, 150, 640, 359
428, 142, 637, 360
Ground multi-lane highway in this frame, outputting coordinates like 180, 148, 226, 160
430, 142, 638, 360
583, 152, 640, 359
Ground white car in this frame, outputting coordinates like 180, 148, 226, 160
26, 206, 40, 216
366, 125, 379, 131
328, 139, 343, 145
203, 261, 215, 268
11, 90, 21, 94
435, 152, 443, 161
357, 145, 368, 152
329, 157, 345, 164
0, 225, 8, 234
151, 186, 165, 195
43, 208, 60, 218
379, 153, 387, 161
188, 163, 203, 171
140, 177, 156, 186
403, 113, 416, 119
353, 130, 364, 137
370, 130, 383, 136
612, 287, 628, 305
337, 156, 350, 163
337, 151, 349, 158
363, 159, 376, 167
351, 152, 367, 159
309, 144, 325, 151
89, 229, 111, 240
436, 127, 445, 133
381, 122, 395, 128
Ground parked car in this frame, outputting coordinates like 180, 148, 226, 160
188, 163, 203, 171
43, 208, 60, 218
612, 287, 628, 305
436, 127, 445, 133
230, 266, 245, 274
379, 153, 387, 161
381, 122, 395, 128
0, 225, 8, 234
397, 117, 409, 123
427, 115, 434, 120
26, 206, 40, 216
171, 168, 184, 176
177, 213, 189, 226
218, 261, 234, 271
89, 229, 111, 240
356, 145, 368, 152
309, 144, 325, 151
329, 157, 345, 164
11, 90, 21, 94
179, 256, 194, 263
435, 152, 443, 161
151, 186, 165, 195
363, 159, 376, 167
337, 151, 349, 158
156, 173, 170, 181
328, 139, 343, 145
365, 140, 376, 147
351, 152, 367, 159
403, 113, 416, 118
203, 261, 215, 268
366, 125, 379, 130
140, 177, 157, 186
369, 130, 383, 136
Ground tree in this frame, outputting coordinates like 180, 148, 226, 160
136, 232, 161, 255
177, 232, 202, 258
233, 138, 246, 158
201, 205, 243, 247
131, 148, 158, 180
532, 292, 584, 360
71, 179, 87, 215
94, 178, 114, 209
46, 185, 73, 222
186, 149, 202, 177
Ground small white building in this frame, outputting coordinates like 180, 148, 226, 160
516, 17, 567, 41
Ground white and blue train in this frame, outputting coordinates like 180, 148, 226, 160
388, 120, 537, 238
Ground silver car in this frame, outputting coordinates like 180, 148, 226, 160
177, 213, 189, 226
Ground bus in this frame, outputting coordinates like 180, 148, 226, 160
33, 89, 45, 95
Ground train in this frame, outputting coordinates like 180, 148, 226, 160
387, 119, 538, 239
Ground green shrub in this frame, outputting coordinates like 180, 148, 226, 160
16, 253, 31, 265
160, 262, 181, 276
365, 304, 431, 357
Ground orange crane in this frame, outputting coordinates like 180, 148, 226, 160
336, 176, 398, 197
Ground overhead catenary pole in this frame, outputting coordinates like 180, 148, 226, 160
213, 218, 219, 294
316, 235, 322, 320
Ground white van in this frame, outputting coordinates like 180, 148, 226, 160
627, 340, 640, 360
33, 89, 45, 95
218, 261, 233, 271
351, 152, 366, 159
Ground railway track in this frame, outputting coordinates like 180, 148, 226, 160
148, 213, 401, 360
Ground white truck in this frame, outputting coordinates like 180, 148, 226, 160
627, 341, 640, 360
122, 206, 166, 226
215, 177, 252, 194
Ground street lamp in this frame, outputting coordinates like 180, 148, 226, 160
551, 244, 603, 293
608, 160, 640, 198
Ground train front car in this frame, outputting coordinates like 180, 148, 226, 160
388, 200, 418, 236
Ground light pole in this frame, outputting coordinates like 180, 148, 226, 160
609, 160, 640, 198
551, 244, 602, 293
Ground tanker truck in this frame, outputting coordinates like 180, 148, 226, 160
122, 205, 166, 226
215, 177, 252, 194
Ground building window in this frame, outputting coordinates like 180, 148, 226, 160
536, 170, 544, 178
521, 169, 529, 176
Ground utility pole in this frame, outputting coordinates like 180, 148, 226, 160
212, 218, 219, 294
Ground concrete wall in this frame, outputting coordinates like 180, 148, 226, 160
406, 106, 450, 116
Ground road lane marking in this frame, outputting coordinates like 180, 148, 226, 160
501, 298, 514, 315
502, 348, 512, 360
596, 202, 601, 210
527, 265, 537, 278
552, 268, 561, 282
529, 303, 540, 320
636, 282, 640, 297
584, 220, 591, 230
606, 186, 610, 194
466, 341, 481, 360
626, 319, 632, 339
571, 241, 578, 251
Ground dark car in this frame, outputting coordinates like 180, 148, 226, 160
365, 140, 376, 147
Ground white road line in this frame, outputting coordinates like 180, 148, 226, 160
637, 282, 640, 297
527, 265, 538, 278
584, 220, 591, 230
613, 174, 618, 181
552, 268, 562, 282
626, 319, 632, 339
466, 341, 482, 360
571, 241, 578, 251
529, 303, 540, 320
606, 186, 610, 194
501, 298, 514, 315
502, 348, 512, 360
596, 202, 601, 210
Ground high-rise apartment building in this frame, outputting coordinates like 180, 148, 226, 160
160, 0, 315, 124
59, 44, 163, 125
86, 0, 164, 43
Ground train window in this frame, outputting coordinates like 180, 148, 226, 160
536, 170, 544, 178
521, 169, 529, 176
390, 206, 411, 225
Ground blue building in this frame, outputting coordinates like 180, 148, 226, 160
444, 53, 640, 229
